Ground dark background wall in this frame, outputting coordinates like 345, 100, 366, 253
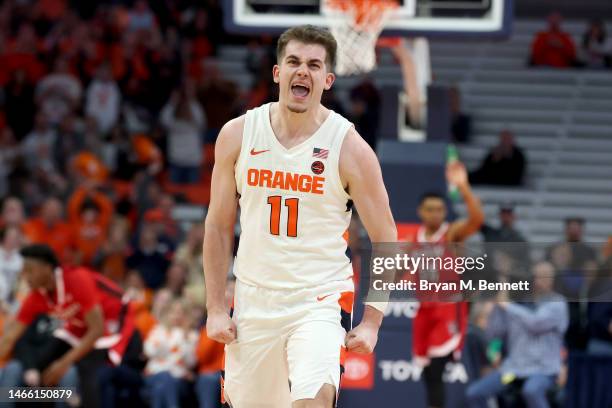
515, 0, 612, 19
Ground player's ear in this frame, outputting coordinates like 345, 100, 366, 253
324, 72, 335, 90
273, 65, 280, 84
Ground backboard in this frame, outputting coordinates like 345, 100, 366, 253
224, 0, 513, 38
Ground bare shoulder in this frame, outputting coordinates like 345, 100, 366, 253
339, 127, 380, 183
215, 115, 246, 163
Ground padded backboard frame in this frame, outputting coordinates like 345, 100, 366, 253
224, 0, 513, 38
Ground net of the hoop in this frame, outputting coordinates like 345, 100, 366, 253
325, 0, 399, 76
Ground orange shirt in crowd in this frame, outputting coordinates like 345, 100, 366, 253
531, 31, 576, 67
100, 252, 129, 283
22, 218, 75, 262
132, 134, 162, 165
0, 52, 46, 86
71, 152, 109, 184
67, 187, 114, 265
196, 328, 225, 374
67, 187, 114, 227
72, 222, 107, 266
131, 297, 157, 340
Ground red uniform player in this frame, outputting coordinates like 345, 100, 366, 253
409, 162, 484, 408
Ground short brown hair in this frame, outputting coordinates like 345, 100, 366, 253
277, 25, 337, 70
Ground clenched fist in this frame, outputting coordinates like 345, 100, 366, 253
206, 312, 237, 344
345, 322, 379, 354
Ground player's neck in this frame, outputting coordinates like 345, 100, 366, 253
424, 224, 443, 237
272, 101, 327, 140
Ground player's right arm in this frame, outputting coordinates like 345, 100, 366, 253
0, 292, 45, 360
203, 116, 244, 344
446, 161, 484, 243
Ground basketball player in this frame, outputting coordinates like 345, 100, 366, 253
409, 162, 484, 408
203, 25, 397, 408
0, 244, 137, 408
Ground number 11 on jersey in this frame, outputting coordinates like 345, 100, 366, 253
267, 196, 299, 237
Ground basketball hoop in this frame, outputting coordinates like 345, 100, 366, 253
325, 0, 399, 76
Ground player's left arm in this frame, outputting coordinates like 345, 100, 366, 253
42, 305, 104, 386
446, 161, 485, 243
340, 127, 397, 353
0, 318, 27, 361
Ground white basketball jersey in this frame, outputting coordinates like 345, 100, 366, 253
234, 103, 354, 290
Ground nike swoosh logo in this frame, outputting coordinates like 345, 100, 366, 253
250, 148, 270, 156
317, 294, 334, 301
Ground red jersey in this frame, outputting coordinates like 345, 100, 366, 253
408, 223, 462, 302
409, 223, 468, 361
17, 266, 125, 348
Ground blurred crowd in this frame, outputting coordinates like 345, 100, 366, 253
464, 210, 612, 407
530, 12, 612, 69
0, 0, 238, 407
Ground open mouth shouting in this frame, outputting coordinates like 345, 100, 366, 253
291, 82, 311, 100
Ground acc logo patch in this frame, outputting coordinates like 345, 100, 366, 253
311, 161, 325, 175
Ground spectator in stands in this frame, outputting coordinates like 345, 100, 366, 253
154, 193, 179, 241
547, 217, 597, 271
144, 298, 198, 408
148, 41, 182, 112
128, 0, 157, 32
95, 218, 131, 283
164, 262, 188, 297
20, 111, 57, 174
142, 208, 178, 253
3, 69, 36, 140
69, 150, 110, 187
463, 302, 494, 385
126, 222, 170, 290
195, 327, 224, 408
35, 58, 82, 125
0, 197, 25, 229
22, 197, 75, 263
124, 269, 155, 332
71, 200, 111, 267
466, 261, 568, 408
198, 69, 240, 144
0, 226, 23, 309
469, 130, 526, 186
0, 129, 20, 197
175, 222, 205, 289
3, 23, 46, 85
547, 231, 597, 351
85, 63, 121, 136
349, 79, 381, 151
481, 203, 530, 276
54, 115, 85, 175
160, 84, 206, 184
530, 12, 577, 68
481, 203, 526, 243
449, 86, 471, 143
580, 19, 611, 69
321, 88, 346, 117
586, 255, 612, 356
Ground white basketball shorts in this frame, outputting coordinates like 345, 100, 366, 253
222, 278, 354, 408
